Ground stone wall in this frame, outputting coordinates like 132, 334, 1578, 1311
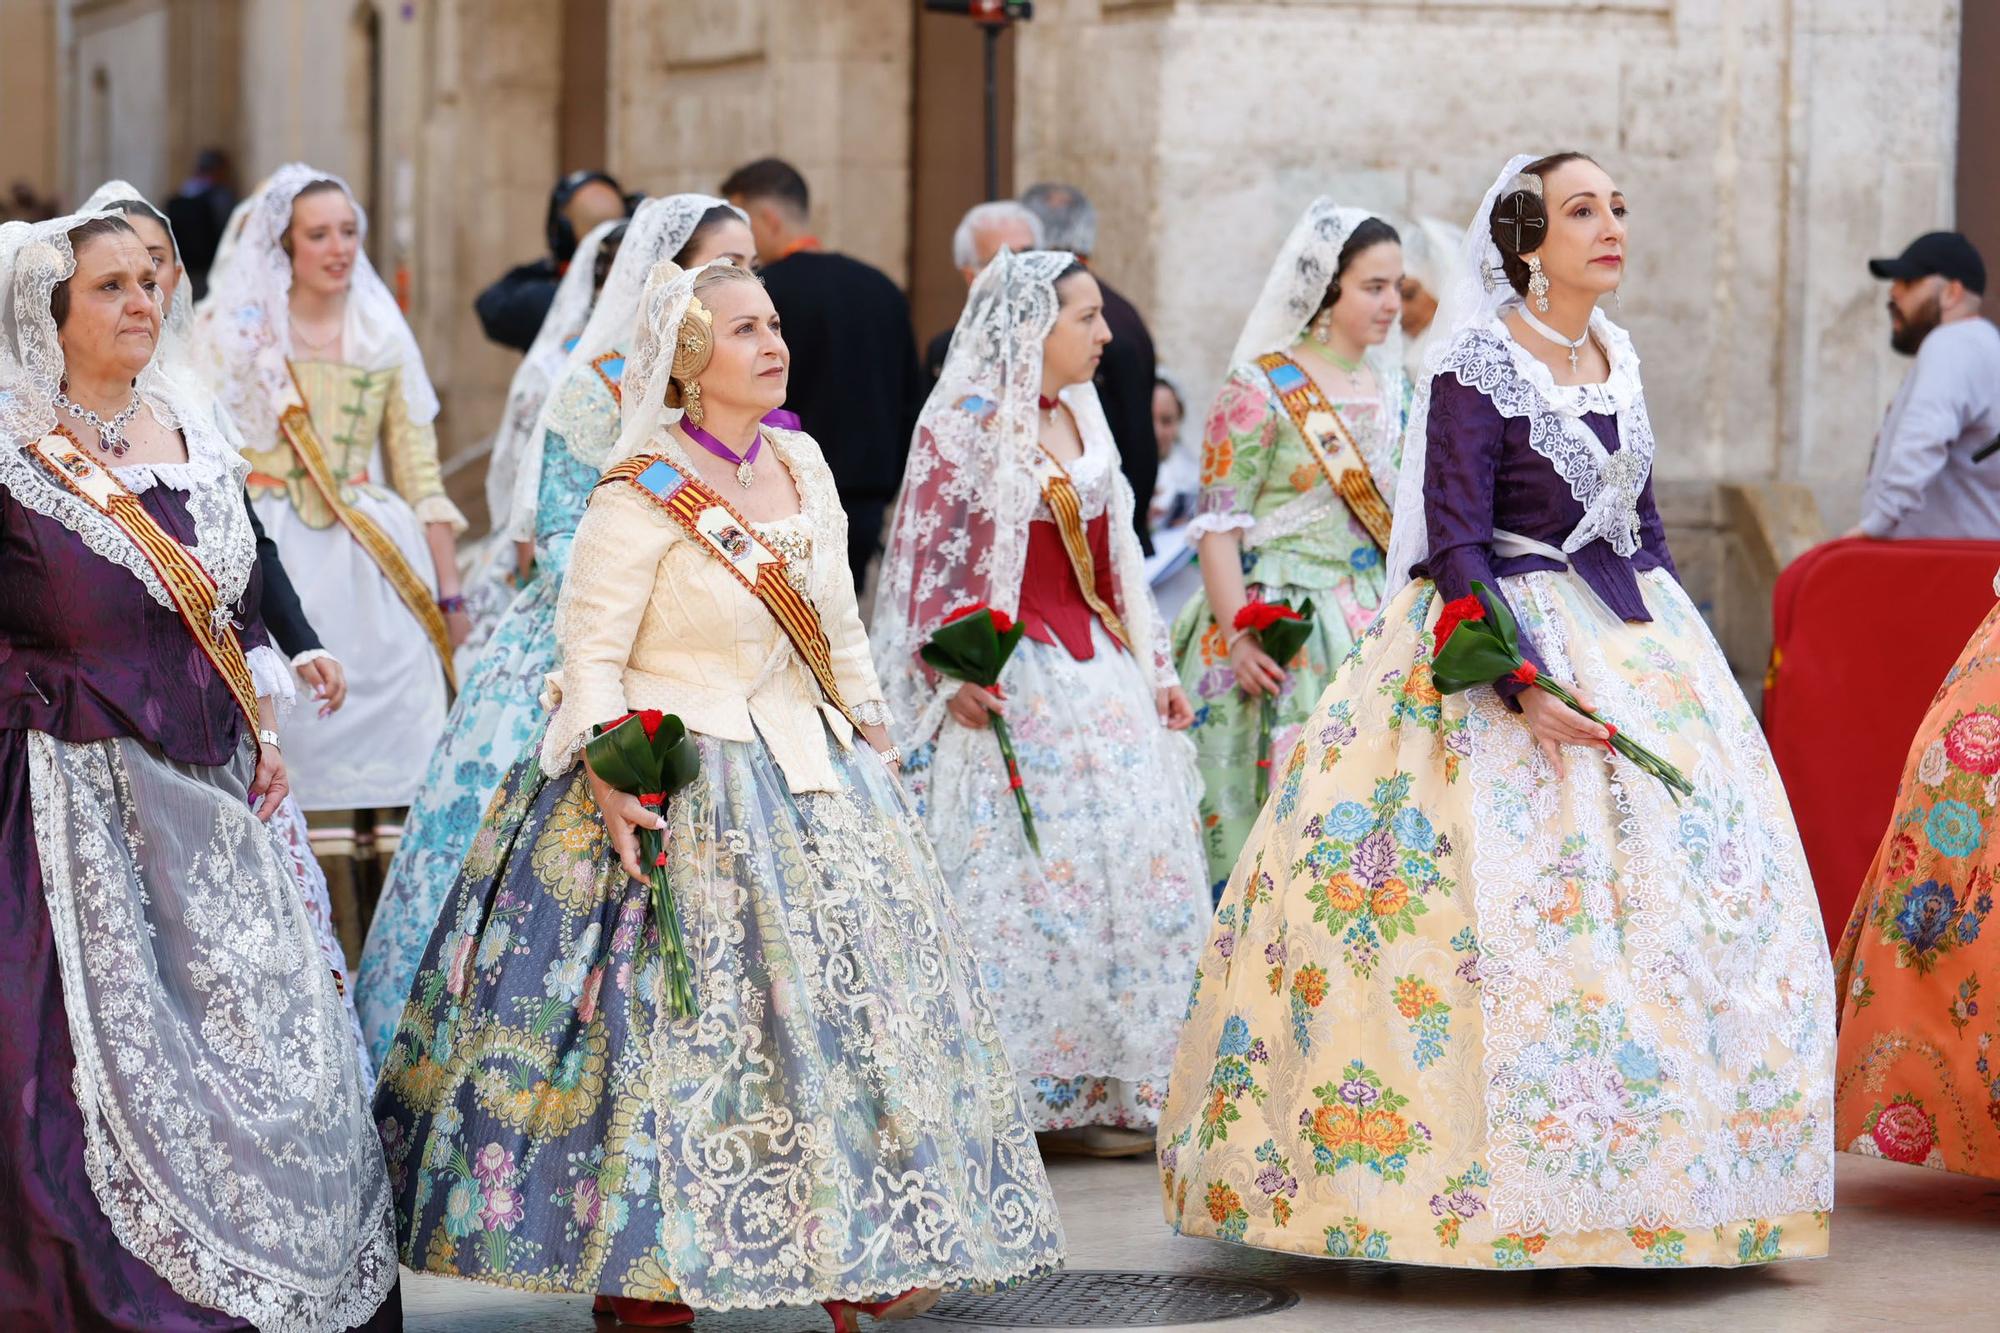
606, 0, 915, 282
1014, 0, 1963, 530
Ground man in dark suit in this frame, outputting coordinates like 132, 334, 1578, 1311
1022, 182, 1158, 553
722, 158, 924, 589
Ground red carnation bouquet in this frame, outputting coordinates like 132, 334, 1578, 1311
923, 601, 1039, 853
1431, 582, 1693, 802
585, 708, 702, 1016
1234, 595, 1317, 803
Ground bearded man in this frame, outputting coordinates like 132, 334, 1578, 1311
1855, 231, 2000, 540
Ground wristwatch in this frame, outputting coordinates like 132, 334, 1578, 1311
875, 744, 904, 767
257, 728, 282, 750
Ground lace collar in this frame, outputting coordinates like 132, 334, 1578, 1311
1475, 306, 1644, 419
1, 387, 256, 611
1441, 309, 1655, 559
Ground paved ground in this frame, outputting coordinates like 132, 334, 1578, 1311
405, 1153, 1998, 1332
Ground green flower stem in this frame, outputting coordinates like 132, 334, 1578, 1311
1256, 692, 1277, 805
989, 712, 1041, 855
639, 824, 698, 1018
1529, 678, 1694, 803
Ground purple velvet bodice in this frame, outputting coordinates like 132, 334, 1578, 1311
1413, 372, 1677, 700
0, 480, 268, 766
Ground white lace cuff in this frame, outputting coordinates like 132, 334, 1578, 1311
853, 698, 892, 728
1184, 512, 1256, 541
290, 648, 335, 671
414, 494, 470, 534
248, 645, 296, 715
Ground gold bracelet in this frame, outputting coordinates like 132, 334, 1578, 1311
1225, 626, 1256, 650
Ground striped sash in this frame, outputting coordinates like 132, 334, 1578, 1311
1034, 445, 1132, 653
275, 363, 456, 689
1255, 351, 1394, 551
28, 429, 262, 731
597, 452, 859, 730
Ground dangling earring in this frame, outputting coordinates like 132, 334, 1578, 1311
681, 379, 704, 428
1527, 255, 1551, 313
1311, 306, 1337, 346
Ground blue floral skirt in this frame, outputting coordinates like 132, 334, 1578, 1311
373, 725, 1065, 1310
358, 570, 561, 1068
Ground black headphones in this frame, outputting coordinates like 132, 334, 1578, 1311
546, 170, 626, 263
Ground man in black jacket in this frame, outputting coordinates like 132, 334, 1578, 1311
474, 171, 628, 352
1021, 181, 1158, 553
722, 158, 923, 588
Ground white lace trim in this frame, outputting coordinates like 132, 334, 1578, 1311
248, 644, 296, 714
291, 648, 335, 670
28, 733, 396, 1333
1246, 488, 1335, 551
2, 384, 256, 614
1463, 570, 1835, 1236
1185, 511, 1257, 541
1441, 312, 1655, 559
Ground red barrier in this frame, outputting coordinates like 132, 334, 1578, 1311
1764, 537, 2000, 947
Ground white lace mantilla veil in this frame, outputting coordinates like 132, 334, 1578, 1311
1383, 152, 1653, 597
0, 215, 394, 1332
0, 209, 256, 608
192, 162, 440, 439
872, 247, 1170, 751
1384, 154, 1536, 594
510, 192, 744, 540
486, 216, 619, 542
1230, 197, 1409, 496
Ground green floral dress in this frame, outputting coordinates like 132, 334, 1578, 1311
1171, 354, 1405, 894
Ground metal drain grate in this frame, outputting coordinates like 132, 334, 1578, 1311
913, 1269, 1298, 1328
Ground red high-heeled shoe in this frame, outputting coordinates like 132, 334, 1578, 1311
821, 1288, 941, 1331
592, 1293, 696, 1326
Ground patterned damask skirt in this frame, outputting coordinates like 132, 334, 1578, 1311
374, 725, 1064, 1310
1834, 600, 2000, 1176
1158, 569, 1836, 1268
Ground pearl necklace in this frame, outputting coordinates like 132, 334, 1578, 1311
1517, 304, 1592, 374
55, 386, 144, 457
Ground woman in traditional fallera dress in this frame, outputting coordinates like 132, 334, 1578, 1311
375, 259, 1063, 1327
0, 211, 395, 1329
357, 196, 756, 1069
1171, 201, 1411, 896
1156, 153, 1835, 1268
84, 178, 374, 1076
1833, 585, 2000, 1176
194, 163, 467, 936
873, 249, 1210, 1154
454, 216, 624, 672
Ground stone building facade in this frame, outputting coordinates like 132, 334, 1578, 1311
1, 0, 1984, 670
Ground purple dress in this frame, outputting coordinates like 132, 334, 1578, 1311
0, 479, 398, 1331
1414, 372, 1678, 701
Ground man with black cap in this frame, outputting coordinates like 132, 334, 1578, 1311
474, 170, 631, 352
1854, 231, 2000, 540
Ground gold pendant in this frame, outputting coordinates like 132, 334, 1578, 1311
737, 459, 755, 487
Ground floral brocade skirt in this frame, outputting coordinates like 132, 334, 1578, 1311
1172, 569, 1386, 897
1158, 569, 1835, 1268
1833, 600, 2000, 1177
373, 724, 1064, 1311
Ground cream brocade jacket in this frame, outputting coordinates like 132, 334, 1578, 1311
540, 427, 891, 795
